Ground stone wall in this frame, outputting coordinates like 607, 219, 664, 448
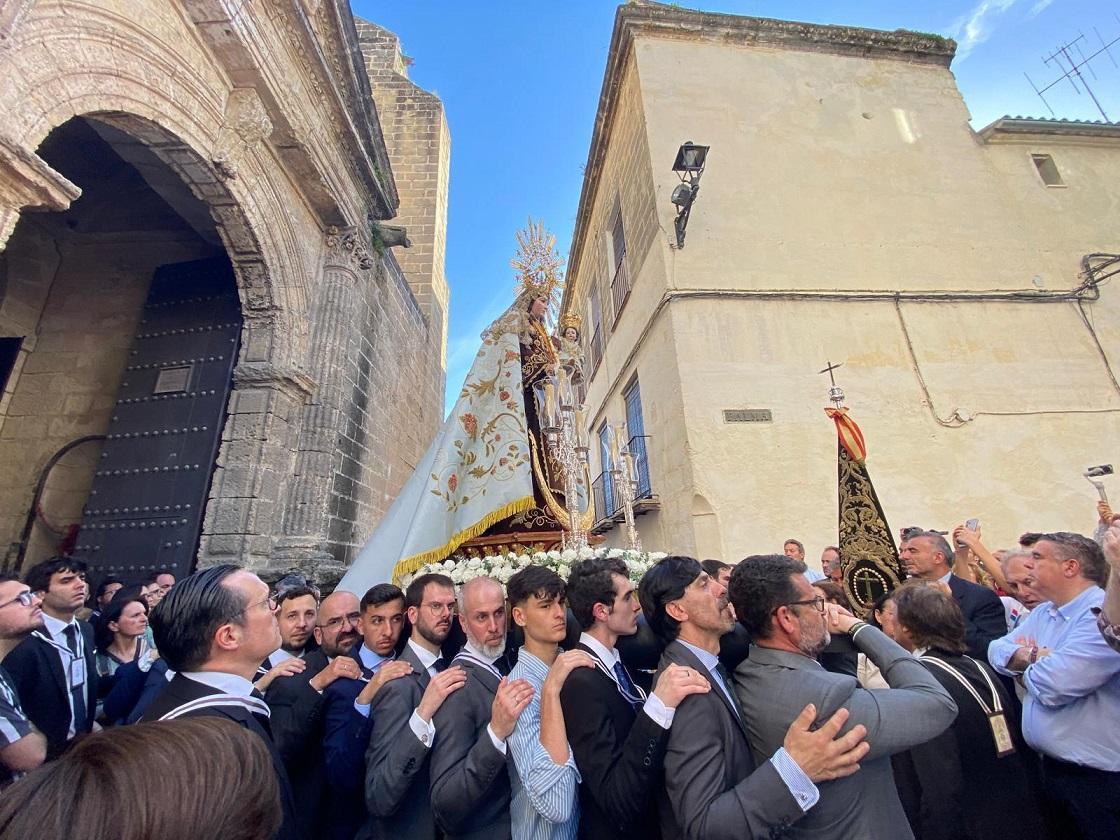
354, 19, 450, 430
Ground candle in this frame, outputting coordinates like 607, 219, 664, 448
543, 381, 556, 427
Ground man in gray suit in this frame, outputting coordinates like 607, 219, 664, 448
639, 556, 873, 840
731, 555, 958, 840
361, 573, 467, 840
429, 576, 533, 840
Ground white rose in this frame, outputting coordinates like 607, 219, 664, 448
518, 555, 532, 568
450, 566, 465, 584
607, 548, 624, 559
546, 550, 561, 561
561, 549, 577, 562
532, 552, 546, 564
649, 552, 667, 561
578, 546, 594, 560
557, 564, 571, 580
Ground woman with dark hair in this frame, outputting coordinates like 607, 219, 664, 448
94, 592, 151, 691
0, 717, 280, 840
889, 584, 1046, 840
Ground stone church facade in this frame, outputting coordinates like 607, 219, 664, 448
0, 0, 449, 585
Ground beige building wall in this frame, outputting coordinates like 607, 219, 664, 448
565, 6, 1120, 566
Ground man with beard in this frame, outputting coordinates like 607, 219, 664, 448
429, 576, 534, 840
362, 573, 468, 840
256, 585, 320, 692
266, 590, 366, 838
0, 573, 47, 784
731, 555, 957, 839
5, 558, 98, 759
641, 556, 875, 840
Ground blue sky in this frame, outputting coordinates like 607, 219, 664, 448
351, 1, 1119, 416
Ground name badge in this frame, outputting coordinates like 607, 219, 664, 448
988, 711, 1016, 757
69, 657, 86, 690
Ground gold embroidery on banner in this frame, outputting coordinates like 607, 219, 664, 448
528, 430, 595, 531
837, 443, 903, 614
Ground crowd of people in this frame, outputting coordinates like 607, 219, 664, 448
0, 508, 1117, 840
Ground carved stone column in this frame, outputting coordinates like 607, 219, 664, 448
272, 226, 373, 581
0, 135, 81, 251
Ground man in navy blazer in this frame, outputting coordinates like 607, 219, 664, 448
321, 583, 411, 840
900, 531, 1006, 659
5, 557, 98, 759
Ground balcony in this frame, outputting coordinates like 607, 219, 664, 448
609, 257, 630, 326
590, 435, 659, 533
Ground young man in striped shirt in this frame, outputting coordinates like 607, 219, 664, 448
0, 573, 46, 785
507, 565, 594, 840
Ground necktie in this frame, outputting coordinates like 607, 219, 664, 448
715, 662, 745, 722
433, 657, 447, 673
495, 653, 513, 677
612, 661, 643, 708
63, 624, 88, 733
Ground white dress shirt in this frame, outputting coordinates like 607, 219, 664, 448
579, 632, 674, 728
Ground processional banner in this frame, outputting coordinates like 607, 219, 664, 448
826, 407, 904, 614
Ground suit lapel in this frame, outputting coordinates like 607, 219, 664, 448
669, 641, 751, 742
400, 641, 431, 690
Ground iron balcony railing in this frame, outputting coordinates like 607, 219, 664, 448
591, 435, 653, 523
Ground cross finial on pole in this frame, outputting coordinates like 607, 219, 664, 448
819, 360, 846, 408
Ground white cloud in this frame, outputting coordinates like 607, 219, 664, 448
951, 0, 1021, 61
1028, 0, 1055, 19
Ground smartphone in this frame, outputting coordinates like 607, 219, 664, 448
965, 518, 979, 532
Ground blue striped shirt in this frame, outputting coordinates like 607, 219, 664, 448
508, 648, 580, 840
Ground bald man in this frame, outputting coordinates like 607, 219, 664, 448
266, 590, 365, 837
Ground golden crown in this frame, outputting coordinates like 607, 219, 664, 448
558, 312, 582, 332
511, 218, 565, 305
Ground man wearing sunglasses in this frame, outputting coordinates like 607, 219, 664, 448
732, 555, 958, 840
0, 574, 46, 785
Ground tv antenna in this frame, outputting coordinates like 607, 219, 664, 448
1025, 17, 1120, 122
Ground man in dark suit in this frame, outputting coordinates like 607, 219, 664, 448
362, 573, 467, 840
0, 573, 47, 783
5, 557, 98, 759
639, 556, 872, 840
255, 584, 321, 691
731, 555, 958, 840
900, 530, 1006, 658
429, 575, 533, 840
139, 563, 302, 840
560, 555, 709, 840
266, 589, 365, 839
321, 583, 411, 840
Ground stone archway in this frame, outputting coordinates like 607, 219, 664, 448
0, 111, 311, 580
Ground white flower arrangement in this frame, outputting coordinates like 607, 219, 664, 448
401, 546, 668, 591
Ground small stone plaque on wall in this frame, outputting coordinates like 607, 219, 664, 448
724, 408, 772, 423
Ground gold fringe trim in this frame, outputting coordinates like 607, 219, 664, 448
390, 495, 536, 584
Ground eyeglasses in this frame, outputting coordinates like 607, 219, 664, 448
233, 595, 278, 618
778, 596, 826, 614
0, 590, 35, 610
421, 602, 455, 617
319, 611, 361, 631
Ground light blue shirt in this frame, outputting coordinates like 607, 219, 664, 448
508, 647, 581, 839
989, 584, 1120, 771
678, 640, 819, 812
353, 645, 392, 717
803, 567, 826, 584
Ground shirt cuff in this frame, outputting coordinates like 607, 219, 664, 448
353, 700, 370, 718
409, 708, 435, 747
770, 746, 819, 812
487, 723, 507, 754
641, 693, 675, 729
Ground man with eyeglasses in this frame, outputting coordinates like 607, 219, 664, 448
638, 555, 875, 840
362, 573, 468, 840
989, 532, 1120, 840
266, 589, 366, 838
4, 557, 98, 760
0, 573, 46, 785
141, 564, 303, 840
731, 555, 957, 839
321, 583, 411, 840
